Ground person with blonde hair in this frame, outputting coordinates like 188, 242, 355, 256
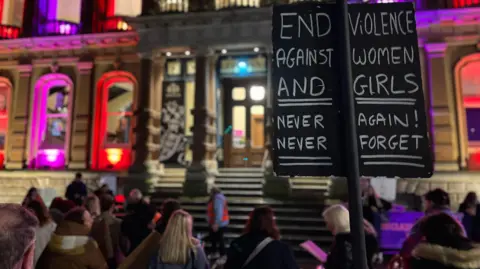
322, 204, 379, 269
149, 209, 208, 269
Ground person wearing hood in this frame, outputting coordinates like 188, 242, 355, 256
410, 212, 480, 269
36, 207, 107, 269
399, 188, 461, 264
207, 186, 229, 259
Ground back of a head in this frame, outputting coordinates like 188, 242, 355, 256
161, 199, 181, 222
26, 200, 51, 227
129, 189, 143, 201
323, 204, 350, 234
75, 172, 82, 180
0, 204, 39, 269
100, 194, 115, 212
425, 188, 450, 208
244, 206, 280, 240
159, 209, 194, 264
421, 212, 466, 247
64, 207, 87, 225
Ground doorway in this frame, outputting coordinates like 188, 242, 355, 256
223, 78, 266, 167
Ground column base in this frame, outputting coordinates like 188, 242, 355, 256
183, 163, 215, 197
263, 160, 291, 198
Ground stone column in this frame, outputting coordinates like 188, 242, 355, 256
183, 51, 215, 197
145, 56, 165, 174
130, 53, 153, 173
425, 43, 460, 171
262, 50, 292, 198
69, 62, 93, 169
6, 65, 32, 169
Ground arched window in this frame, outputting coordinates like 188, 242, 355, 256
30, 74, 73, 169
92, 71, 136, 170
0, 78, 11, 167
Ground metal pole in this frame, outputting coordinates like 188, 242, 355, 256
337, 1, 369, 269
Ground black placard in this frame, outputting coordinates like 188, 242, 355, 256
350, 3, 432, 178
271, 2, 433, 178
272, 3, 343, 177
159, 81, 188, 165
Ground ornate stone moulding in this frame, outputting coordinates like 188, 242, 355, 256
0, 31, 138, 54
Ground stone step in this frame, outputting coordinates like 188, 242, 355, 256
217, 173, 264, 178
218, 167, 264, 173
191, 213, 321, 223
292, 185, 329, 191
182, 204, 321, 214
220, 190, 263, 197
215, 183, 263, 190
215, 178, 263, 184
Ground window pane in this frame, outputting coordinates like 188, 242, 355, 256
105, 115, 131, 144
250, 105, 264, 148
232, 106, 246, 149
232, 87, 246, 101
40, 117, 67, 149
107, 82, 133, 113
0, 87, 8, 150
47, 86, 69, 114
467, 108, 480, 141
185, 82, 195, 136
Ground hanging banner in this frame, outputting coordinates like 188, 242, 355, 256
159, 81, 187, 165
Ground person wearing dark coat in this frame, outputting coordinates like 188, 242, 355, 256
120, 201, 156, 255
323, 204, 379, 269
458, 192, 480, 241
410, 212, 480, 269
224, 206, 298, 269
65, 172, 88, 206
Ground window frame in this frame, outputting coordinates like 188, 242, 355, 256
29, 73, 74, 168
0, 78, 12, 165
92, 71, 137, 169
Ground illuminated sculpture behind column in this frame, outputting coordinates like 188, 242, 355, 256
30, 74, 73, 169
0, 0, 25, 39
36, 0, 82, 35
92, 71, 136, 170
0, 78, 11, 167
94, 0, 141, 32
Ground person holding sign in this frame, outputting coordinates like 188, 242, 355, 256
322, 205, 379, 269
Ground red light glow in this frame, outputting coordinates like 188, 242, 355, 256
106, 148, 123, 165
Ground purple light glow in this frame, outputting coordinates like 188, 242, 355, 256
37, 0, 80, 35
31, 74, 73, 169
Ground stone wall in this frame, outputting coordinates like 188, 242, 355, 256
0, 171, 101, 204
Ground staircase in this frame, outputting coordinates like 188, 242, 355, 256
215, 167, 264, 197
150, 168, 332, 264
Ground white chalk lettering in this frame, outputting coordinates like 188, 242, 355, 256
358, 134, 421, 151
357, 112, 409, 127
352, 46, 415, 66
348, 10, 415, 37
353, 73, 420, 96
276, 136, 327, 151
275, 48, 334, 68
277, 76, 327, 97
279, 12, 331, 39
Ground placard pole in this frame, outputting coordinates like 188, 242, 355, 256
337, 1, 369, 269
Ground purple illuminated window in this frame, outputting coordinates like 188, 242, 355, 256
36, 0, 82, 36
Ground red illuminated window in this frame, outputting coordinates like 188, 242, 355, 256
92, 71, 136, 170
0, 78, 11, 167
453, 0, 480, 8
0, 0, 25, 39
94, 0, 141, 32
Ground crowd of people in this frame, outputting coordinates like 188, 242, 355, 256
2, 172, 480, 269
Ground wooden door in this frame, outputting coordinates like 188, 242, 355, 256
223, 78, 266, 167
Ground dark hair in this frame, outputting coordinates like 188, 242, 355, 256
161, 199, 181, 223
244, 206, 280, 240
26, 200, 51, 227
100, 194, 115, 212
75, 172, 82, 179
64, 207, 87, 225
21, 187, 38, 206
425, 188, 450, 208
50, 198, 76, 213
463, 192, 477, 206
421, 213, 467, 248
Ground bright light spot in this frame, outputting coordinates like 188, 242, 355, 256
253, 47, 260, 52
166, 52, 172, 57
250, 85, 265, 101
221, 49, 227, 54
237, 61, 247, 68
45, 149, 59, 162
185, 50, 191, 56
106, 148, 123, 165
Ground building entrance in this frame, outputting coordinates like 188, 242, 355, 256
222, 78, 266, 167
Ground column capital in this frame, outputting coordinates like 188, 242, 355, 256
17, 65, 32, 77
425, 43, 448, 58
77, 62, 93, 74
